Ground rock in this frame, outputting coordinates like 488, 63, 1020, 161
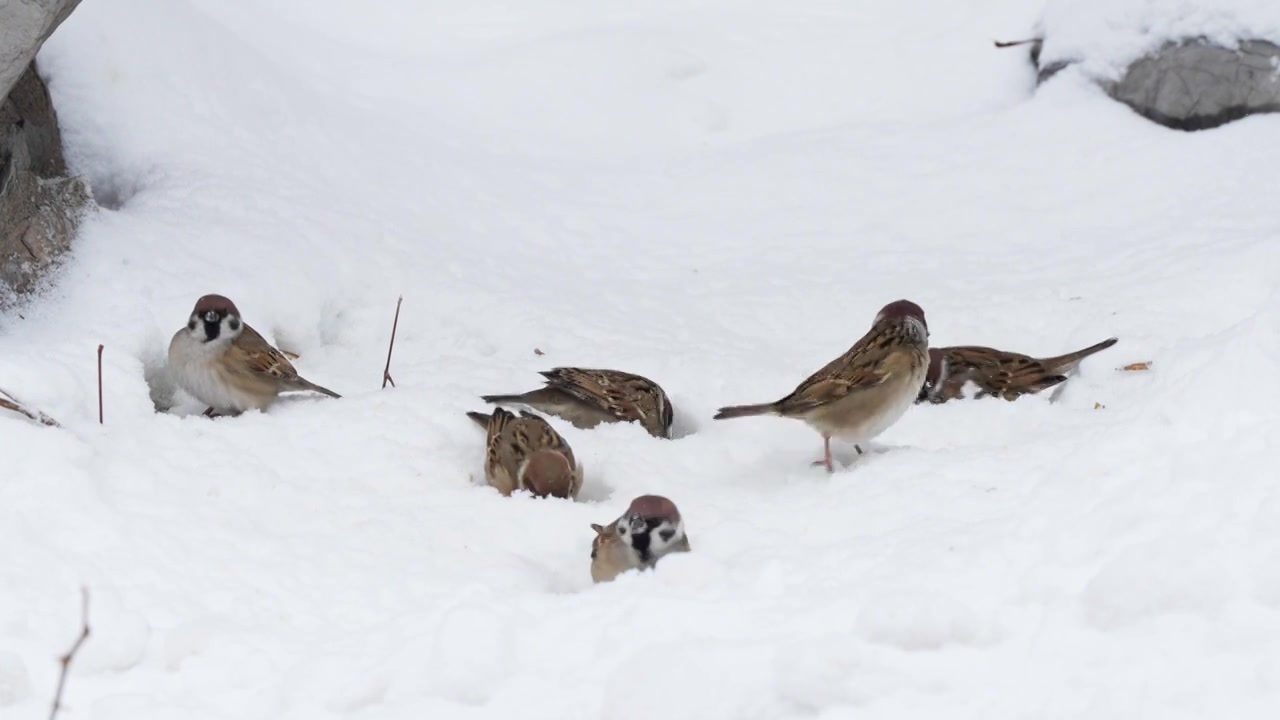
1, 0, 92, 304
0, 0, 82, 100
1027, 37, 1280, 131
1, 62, 92, 302
1107, 39, 1280, 131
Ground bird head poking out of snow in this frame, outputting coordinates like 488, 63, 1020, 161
185, 293, 245, 344
615, 494, 689, 565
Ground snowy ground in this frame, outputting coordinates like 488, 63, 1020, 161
4, 0, 1280, 718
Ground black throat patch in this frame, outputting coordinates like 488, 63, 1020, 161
628, 517, 667, 562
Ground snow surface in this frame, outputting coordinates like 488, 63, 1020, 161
1040, 0, 1280, 80
3, 0, 1280, 718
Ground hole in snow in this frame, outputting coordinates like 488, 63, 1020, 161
666, 399, 699, 439
86, 170, 145, 211
574, 475, 614, 504
140, 341, 180, 413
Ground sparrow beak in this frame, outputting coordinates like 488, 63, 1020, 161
204, 311, 219, 322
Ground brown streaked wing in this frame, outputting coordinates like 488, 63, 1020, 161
517, 410, 577, 468
541, 368, 652, 423
232, 323, 303, 381
947, 346, 1050, 396
777, 324, 916, 414
484, 408, 521, 495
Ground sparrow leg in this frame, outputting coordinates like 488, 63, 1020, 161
202, 407, 217, 418
854, 445, 864, 455
810, 435, 835, 473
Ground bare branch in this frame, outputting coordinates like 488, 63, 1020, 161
49, 587, 91, 720
0, 387, 61, 427
993, 37, 1041, 49
382, 295, 403, 389
96, 345, 104, 425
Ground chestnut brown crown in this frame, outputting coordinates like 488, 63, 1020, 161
625, 494, 681, 523
521, 450, 575, 498
874, 299, 927, 330
191, 294, 240, 317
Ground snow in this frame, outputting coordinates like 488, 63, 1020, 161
1039, 0, 1280, 80
3, 0, 1280, 718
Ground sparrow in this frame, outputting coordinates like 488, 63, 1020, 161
480, 367, 674, 438
918, 337, 1118, 403
167, 294, 341, 416
713, 299, 929, 472
590, 494, 690, 583
465, 407, 584, 500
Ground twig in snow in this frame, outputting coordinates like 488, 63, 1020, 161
993, 37, 1041, 49
49, 587, 91, 720
0, 387, 61, 427
96, 345, 104, 425
382, 295, 403, 389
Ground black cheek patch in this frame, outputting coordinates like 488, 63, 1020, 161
188, 320, 197, 331
659, 529, 675, 542
228, 318, 241, 331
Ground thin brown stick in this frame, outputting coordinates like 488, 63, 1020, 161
49, 587, 91, 720
96, 345, 104, 424
0, 387, 61, 427
382, 295, 403, 389
993, 37, 1041, 49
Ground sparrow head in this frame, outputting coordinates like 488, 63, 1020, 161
185, 294, 244, 344
919, 347, 947, 402
614, 494, 686, 564
518, 449, 576, 499
874, 299, 928, 344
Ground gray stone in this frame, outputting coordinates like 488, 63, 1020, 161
1, 0, 92, 304
1105, 39, 1280, 131
1027, 36, 1280, 131
1, 0, 82, 101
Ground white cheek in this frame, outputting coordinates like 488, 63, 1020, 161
904, 316, 927, 343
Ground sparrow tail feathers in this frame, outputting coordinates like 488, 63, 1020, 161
480, 393, 528, 405
298, 379, 341, 399
712, 402, 779, 420
1041, 337, 1118, 374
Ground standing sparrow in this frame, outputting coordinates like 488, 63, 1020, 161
590, 494, 690, 583
480, 367, 674, 438
713, 299, 929, 472
167, 294, 341, 416
918, 337, 1118, 403
465, 407, 584, 500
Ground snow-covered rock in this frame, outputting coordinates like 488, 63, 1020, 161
0, 0, 82, 99
1034, 0, 1280, 129
0, 0, 91, 303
